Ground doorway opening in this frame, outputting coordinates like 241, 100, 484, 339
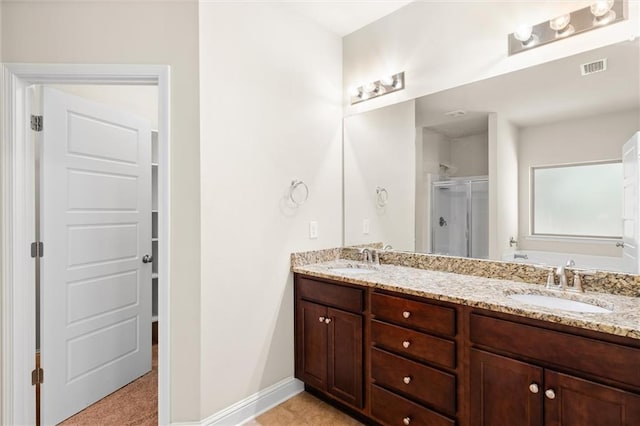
1, 64, 171, 426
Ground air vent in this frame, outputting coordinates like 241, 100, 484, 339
581, 58, 607, 76
444, 110, 467, 118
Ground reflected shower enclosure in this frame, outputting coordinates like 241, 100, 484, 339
431, 178, 489, 258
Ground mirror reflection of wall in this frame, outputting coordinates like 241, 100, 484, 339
343, 39, 640, 274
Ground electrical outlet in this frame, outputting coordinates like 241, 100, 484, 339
309, 221, 318, 239
363, 219, 370, 235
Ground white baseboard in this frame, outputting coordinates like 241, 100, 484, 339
172, 377, 304, 426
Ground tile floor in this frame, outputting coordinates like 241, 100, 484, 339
244, 392, 363, 426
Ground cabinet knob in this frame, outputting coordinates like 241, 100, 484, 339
403, 417, 411, 425
403, 376, 411, 385
529, 383, 539, 394
324, 318, 332, 324
545, 389, 556, 400
318, 316, 325, 322
402, 311, 411, 319
402, 340, 411, 349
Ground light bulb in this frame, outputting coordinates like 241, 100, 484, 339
364, 82, 378, 94
513, 25, 536, 47
514, 25, 534, 42
348, 86, 360, 97
549, 14, 570, 31
590, 0, 614, 17
380, 75, 395, 86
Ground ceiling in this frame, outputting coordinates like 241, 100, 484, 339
285, 0, 414, 37
416, 38, 640, 133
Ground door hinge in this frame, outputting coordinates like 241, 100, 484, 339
31, 367, 44, 385
30, 115, 43, 132
30, 242, 44, 258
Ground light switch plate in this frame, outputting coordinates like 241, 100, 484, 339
309, 221, 318, 239
363, 219, 370, 235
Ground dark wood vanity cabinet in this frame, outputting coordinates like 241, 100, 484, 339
294, 276, 364, 409
294, 273, 640, 426
370, 292, 458, 426
469, 312, 640, 426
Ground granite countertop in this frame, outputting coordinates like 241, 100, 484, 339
293, 260, 640, 340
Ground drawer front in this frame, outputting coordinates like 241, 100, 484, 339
371, 293, 455, 337
371, 385, 455, 426
371, 348, 456, 416
297, 276, 364, 313
470, 313, 640, 390
372, 320, 456, 369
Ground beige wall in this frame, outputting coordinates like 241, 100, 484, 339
1, 1, 202, 421
344, 100, 416, 251
450, 134, 489, 177
518, 108, 640, 256
343, 1, 640, 115
198, 2, 343, 418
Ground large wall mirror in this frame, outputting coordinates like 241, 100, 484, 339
343, 39, 640, 274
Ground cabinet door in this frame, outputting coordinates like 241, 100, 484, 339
295, 300, 328, 390
544, 370, 640, 426
327, 307, 363, 408
470, 349, 543, 426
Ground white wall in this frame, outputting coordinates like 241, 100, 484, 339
198, 2, 343, 418
1, 2, 202, 421
344, 100, 416, 251
343, 1, 640, 115
489, 113, 519, 259
518, 108, 640, 256
450, 134, 489, 177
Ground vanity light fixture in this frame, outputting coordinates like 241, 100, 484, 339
350, 72, 405, 105
508, 0, 627, 55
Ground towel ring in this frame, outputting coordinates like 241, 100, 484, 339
289, 180, 309, 206
376, 186, 389, 207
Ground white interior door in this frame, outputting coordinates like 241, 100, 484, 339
40, 87, 152, 425
622, 132, 639, 274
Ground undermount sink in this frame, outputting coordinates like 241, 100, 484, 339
507, 293, 613, 313
329, 266, 377, 275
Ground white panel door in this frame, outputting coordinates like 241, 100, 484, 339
622, 132, 639, 274
40, 87, 152, 425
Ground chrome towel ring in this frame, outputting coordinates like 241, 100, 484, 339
376, 186, 389, 207
289, 180, 309, 206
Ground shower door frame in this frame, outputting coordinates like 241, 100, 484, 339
430, 176, 488, 258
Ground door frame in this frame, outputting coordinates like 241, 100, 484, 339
0, 63, 171, 425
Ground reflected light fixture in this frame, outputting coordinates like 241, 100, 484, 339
549, 14, 574, 37
591, 0, 616, 25
350, 72, 405, 105
508, 0, 627, 55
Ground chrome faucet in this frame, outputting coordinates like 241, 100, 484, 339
359, 248, 380, 266
555, 259, 576, 290
359, 248, 371, 263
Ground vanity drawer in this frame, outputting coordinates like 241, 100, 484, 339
372, 320, 456, 369
371, 348, 456, 415
371, 292, 455, 337
371, 385, 455, 426
470, 313, 640, 390
297, 277, 363, 313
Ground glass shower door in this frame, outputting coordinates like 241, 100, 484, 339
432, 182, 469, 257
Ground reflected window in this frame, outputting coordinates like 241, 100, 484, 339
532, 161, 622, 238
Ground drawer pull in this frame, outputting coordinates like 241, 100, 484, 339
324, 318, 332, 324
402, 340, 411, 349
545, 389, 556, 400
403, 376, 412, 385
529, 383, 539, 394
318, 316, 325, 322
402, 311, 411, 319
403, 417, 411, 425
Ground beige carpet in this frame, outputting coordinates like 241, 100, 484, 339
59, 344, 158, 426
244, 392, 363, 426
